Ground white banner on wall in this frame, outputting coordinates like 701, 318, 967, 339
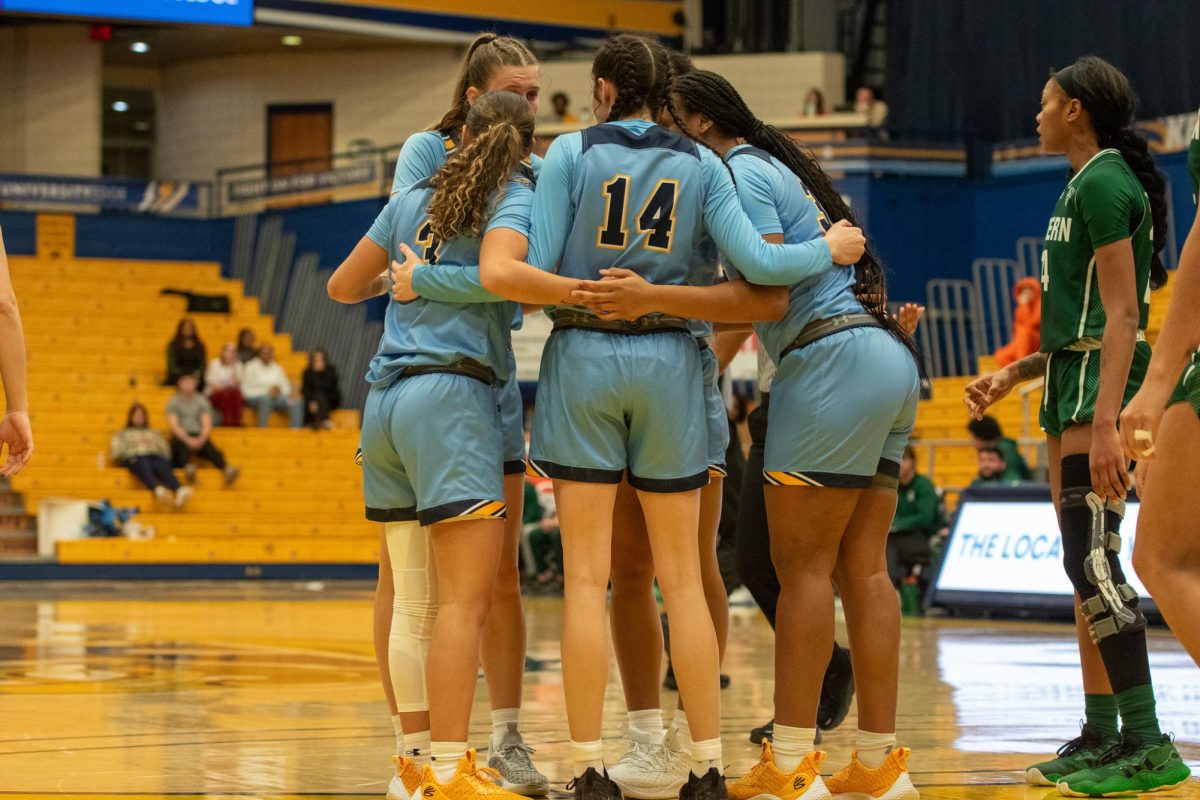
935, 499, 1148, 599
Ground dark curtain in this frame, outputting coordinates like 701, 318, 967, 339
886, 0, 1200, 142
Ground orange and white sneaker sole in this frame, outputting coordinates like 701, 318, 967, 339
738, 775, 833, 800
828, 771, 918, 800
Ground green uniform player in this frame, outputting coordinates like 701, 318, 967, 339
1166, 110, 1200, 419
1039, 149, 1155, 437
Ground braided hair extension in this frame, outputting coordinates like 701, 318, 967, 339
427, 91, 534, 241
433, 34, 537, 137
1054, 56, 1169, 289
592, 34, 671, 122
670, 69, 917, 358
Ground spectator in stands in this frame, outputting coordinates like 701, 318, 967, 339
205, 343, 244, 427
993, 277, 1041, 367
111, 402, 191, 508
0, 226, 33, 477
801, 87, 827, 117
166, 373, 240, 486
523, 478, 562, 591
301, 349, 341, 430
236, 328, 258, 363
970, 445, 1011, 487
966, 414, 1031, 480
243, 343, 303, 428
549, 91, 579, 124
165, 318, 207, 389
887, 445, 945, 586
854, 85, 889, 127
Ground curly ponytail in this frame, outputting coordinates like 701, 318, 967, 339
433, 33, 537, 136
592, 34, 671, 123
1054, 56, 1169, 289
670, 69, 918, 359
427, 91, 534, 241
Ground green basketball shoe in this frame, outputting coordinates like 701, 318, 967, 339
1026, 724, 1119, 785
1057, 731, 1191, 797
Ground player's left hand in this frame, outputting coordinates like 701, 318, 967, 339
0, 411, 33, 477
1119, 382, 1171, 463
894, 302, 925, 336
1090, 424, 1130, 502
390, 244, 425, 303
570, 268, 657, 321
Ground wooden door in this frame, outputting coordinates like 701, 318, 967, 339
266, 104, 332, 207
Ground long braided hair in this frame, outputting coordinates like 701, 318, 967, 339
427, 91, 534, 241
1053, 56, 1169, 289
591, 34, 671, 122
433, 33, 537, 137
670, 69, 916, 357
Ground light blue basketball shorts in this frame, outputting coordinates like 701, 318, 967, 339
699, 342, 730, 477
764, 326, 919, 489
497, 349, 527, 474
528, 328, 709, 493
361, 372, 507, 525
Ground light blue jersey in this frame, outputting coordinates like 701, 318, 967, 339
527, 120, 837, 313
364, 174, 531, 387
393, 129, 544, 194
724, 145, 864, 365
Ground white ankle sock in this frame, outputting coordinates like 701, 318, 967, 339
570, 739, 605, 778
855, 730, 896, 769
689, 736, 723, 777
430, 741, 467, 783
404, 730, 431, 766
391, 714, 405, 756
772, 723, 816, 772
628, 709, 664, 744
669, 710, 691, 747
491, 708, 520, 743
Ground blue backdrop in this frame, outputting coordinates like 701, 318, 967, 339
0, 0, 253, 25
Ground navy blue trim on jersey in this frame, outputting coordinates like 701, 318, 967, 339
876, 457, 901, 478
504, 459, 526, 475
726, 146, 774, 166
366, 505, 419, 523
581, 124, 700, 159
628, 468, 711, 493
526, 458, 625, 484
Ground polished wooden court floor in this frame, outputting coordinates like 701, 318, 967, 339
0, 582, 1196, 799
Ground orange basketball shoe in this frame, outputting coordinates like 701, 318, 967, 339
419, 751, 528, 800
727, 741, 831, 800
388, 755, 424, 800
824, 747, 918, 800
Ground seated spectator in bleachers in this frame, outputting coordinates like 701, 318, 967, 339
801, 87, 827, 117
165, 318, 207, 389
523, 478, 562, 591
854, 85, 889, 127
993, 277, 1041, 367
205, 343, 244, 427
243, 344, 302, 428
967, 414, 1031, 480
301, 349, 341, 430
887, 445, 945, 587
548, 91, 579, 125
166, 373, 241, 486
236, 328, 258, 363
970, 445, 1012, 487
111, 402, 192, 509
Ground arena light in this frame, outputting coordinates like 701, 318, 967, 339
130, 41, 150, 54
281, 35, 302, 47
111, 100, 129, 113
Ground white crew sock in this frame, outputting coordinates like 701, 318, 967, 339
431, 741, 467, 783
690, 736, 723, 777
771, 723, 816, 772
668, 709, 691, 749
855, 730, 897, 769
392, 714, 405, 756
628, 709, 664, 745
570, 739, 605, 778
403, 730, 432, 766
491, 707, 521, 743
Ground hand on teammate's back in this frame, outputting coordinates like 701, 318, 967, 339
894, 302, 926, 336
570, 268, 657, 321
0, 410, 33, 476
390, 244, 424, 303
825, 219, 866, 265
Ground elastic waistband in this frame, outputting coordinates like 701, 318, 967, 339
398, 357, 495, 386
1062, 331, 1147, 352
551, 311, 692, 336
780, 313, 882, 360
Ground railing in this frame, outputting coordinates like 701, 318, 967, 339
972, 257, 1032, 355
911, 434, 1048, 502
1019, 376, 1045, 442
923, 279, 985, 377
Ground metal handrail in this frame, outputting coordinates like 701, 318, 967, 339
1018, 376, 1046, 440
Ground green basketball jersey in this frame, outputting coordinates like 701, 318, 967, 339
1040, 149, 1153, 353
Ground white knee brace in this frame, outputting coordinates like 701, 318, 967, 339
386, 521, 439, 712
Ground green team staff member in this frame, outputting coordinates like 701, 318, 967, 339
965, 56, 1188, 797
1121, 108, 1200, 672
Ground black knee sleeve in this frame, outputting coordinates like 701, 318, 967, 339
1059, 453, 1151, 691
